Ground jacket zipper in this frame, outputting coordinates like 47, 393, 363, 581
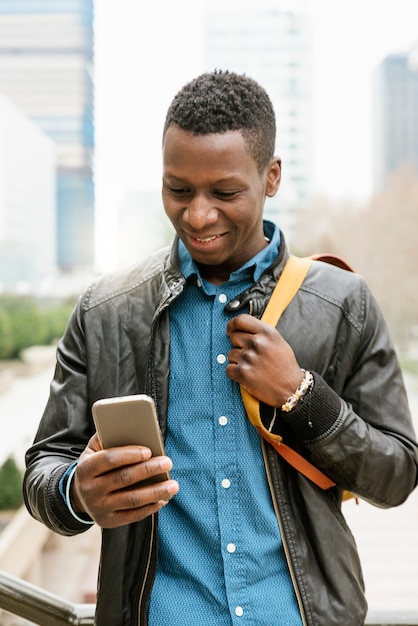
261, 440, 308, 626
137, 514, 156, 626
136, 282, 181, 625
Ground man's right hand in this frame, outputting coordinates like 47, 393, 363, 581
71, 433, 179, 528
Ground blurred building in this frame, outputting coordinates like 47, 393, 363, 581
204, 0, 312, 238
373, 43, 418, 191
0, 0, 95, 271
117, 190, 173, 269
0, 96, 56, 292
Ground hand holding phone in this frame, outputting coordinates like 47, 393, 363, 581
92, 394, 170, 485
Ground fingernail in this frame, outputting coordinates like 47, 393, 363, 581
166, 480, 179, 494
159, 457, 172, 470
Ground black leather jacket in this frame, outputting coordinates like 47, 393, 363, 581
24, 235, 418, 626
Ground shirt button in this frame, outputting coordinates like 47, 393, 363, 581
217, 354, 226, 364
196, 278, 202, 288
221, 478, 231, 489
227, 543, 236, 553
219, 416, 228, 426
235, 606, 244, 617
218, 293, 227, 303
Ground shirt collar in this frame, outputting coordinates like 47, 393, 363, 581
177, 220, 281, 284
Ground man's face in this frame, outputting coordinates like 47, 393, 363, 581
162, 125, 281, 284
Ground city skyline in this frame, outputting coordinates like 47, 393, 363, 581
94, 0, 418, 271
1, 1, 417, 278
0, 0, 95, 272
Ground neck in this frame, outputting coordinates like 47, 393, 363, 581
196, 263, 231, 285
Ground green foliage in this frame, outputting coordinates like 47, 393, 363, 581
0, 307, 14, 358
0, 456, 24, 511
1, 296, 47, 357
40, 304, 74, 343
0, 295, 75, 359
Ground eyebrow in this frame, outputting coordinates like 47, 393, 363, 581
163, 173, 242, 185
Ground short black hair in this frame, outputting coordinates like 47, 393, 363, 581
163, 70, 276, 173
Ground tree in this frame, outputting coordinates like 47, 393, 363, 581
0, 295, 76, 359
0, 296, 48, 357
0, 308, 14, 359
0, 456, 24, 511
294, 165, 418, 349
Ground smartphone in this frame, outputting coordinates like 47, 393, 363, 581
91, 394, 170, 485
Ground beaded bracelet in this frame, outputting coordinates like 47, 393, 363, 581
281, 369, 314, 413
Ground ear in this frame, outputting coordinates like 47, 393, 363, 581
265, 157, 281, 197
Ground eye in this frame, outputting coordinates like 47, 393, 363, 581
214, 190, 238, 200
168, 186, 190, 196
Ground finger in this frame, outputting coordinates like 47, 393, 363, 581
98, 499, 170, 529
114, 478, 179, 512
228, 327, 271, 358
225, 361, 240, 383
88, 432, 103, 452
227, 347, 241, 364
226, 360, 253, 385
226, 313, 263, 335
77, 446, 154, 485
97, 479, 180, 528
110, 455, 173, 492
227, 317, 281, 346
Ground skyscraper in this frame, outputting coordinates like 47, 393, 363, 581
0, 0, 95, 271
204, 0, 312, 236
373, 44, 418, 192
0, 95, 56, 291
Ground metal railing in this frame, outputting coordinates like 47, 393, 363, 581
0, 570, 94, 625
366, 614, 418, 626
0, 569, 418, 626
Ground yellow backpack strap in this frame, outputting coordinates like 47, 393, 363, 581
258, 255, 313, 326
240, 255, 337, 490
240, 255, 312, 438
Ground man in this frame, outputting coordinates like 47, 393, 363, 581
24, 71, 418, 626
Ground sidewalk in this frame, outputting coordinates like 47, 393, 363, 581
0, 347, 56, 468
345, 478, 418, 611
345, 372, 418, 612
0, 350, 102, 607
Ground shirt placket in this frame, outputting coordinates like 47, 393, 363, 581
211, 286, 247, 622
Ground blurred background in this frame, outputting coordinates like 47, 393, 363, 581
0, 0, 417, 622
0, 0, 417, 347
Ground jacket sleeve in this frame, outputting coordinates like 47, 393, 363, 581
279, 275, 418, 507
23, 297, 95, 536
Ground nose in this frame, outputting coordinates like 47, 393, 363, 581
183, 194, 218, 230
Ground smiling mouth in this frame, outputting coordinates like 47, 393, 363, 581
195, 235, 219, 243
192, 234, 222, 243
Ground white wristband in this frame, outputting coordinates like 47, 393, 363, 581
65, 464, 94, 525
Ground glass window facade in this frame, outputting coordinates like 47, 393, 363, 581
0, 0, 95, 270
373, 49, 418, 192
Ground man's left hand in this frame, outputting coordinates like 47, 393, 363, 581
226, 313, 303, 407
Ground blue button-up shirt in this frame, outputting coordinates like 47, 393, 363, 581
148, 221, 302, 625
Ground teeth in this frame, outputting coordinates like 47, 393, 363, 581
196, 235, 218, 243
